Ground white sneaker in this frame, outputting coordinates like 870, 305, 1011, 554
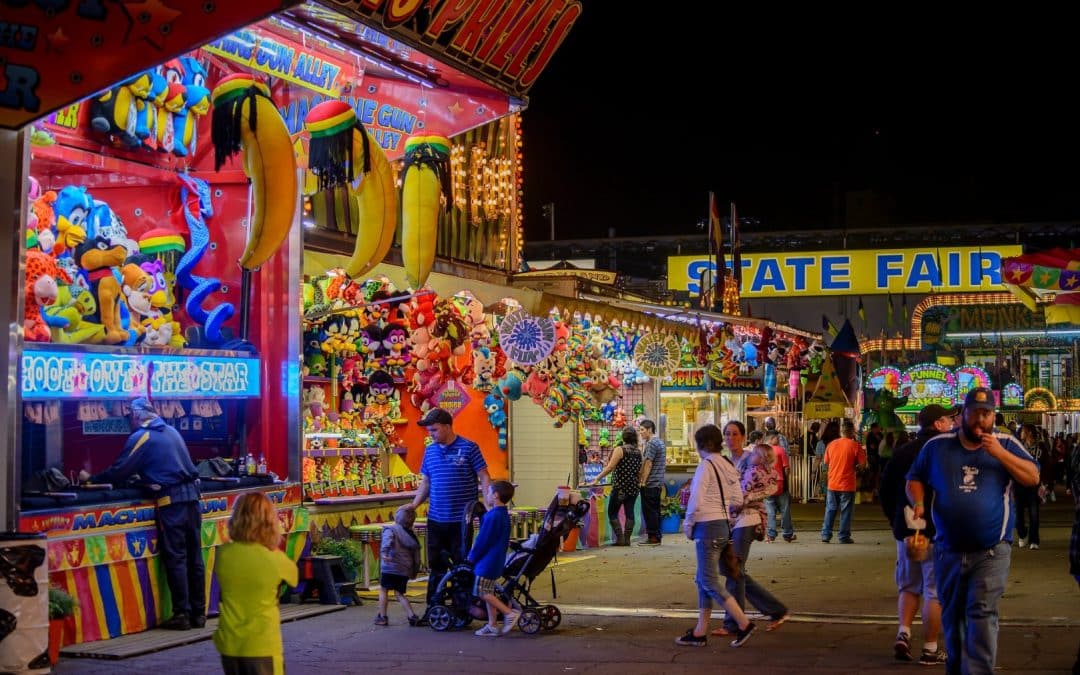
501, 610, 520, 635
1029, 543, 1039, 550
1018, 538, 1027, 548
474, 624, 500, 637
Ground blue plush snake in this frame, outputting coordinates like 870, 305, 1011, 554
175, 174, 234, 345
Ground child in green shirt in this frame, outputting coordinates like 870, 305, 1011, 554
213, 492, 299, 675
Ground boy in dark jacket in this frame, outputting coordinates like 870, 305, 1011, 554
879, 404, 956, 664
468, 480, 516, 636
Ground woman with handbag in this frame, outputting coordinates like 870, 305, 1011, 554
674, 424, 757, 648
587, 427, 643, 546
714, 421, 791, 637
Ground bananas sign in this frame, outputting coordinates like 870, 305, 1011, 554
669, 246, 1023, 297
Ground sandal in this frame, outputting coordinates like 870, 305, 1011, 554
407, 615, 420, 627
373, 614, 388, 626
710, 626, 732, 636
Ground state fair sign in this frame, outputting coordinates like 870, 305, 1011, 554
22, 346, 260, 400
668, 245, 1022, 297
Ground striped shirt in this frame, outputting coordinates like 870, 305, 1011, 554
420, 435, 487, 523
642, 437, 667, 488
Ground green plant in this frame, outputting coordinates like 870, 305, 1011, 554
660, 495, 685, 519
313, 537, 364, 580
48, 587, 77, 620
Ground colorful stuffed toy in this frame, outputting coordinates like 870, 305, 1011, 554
171, 56, 210, 158
24, 250, 69, 342
483, 393, 508, 450
73, 234, 128, 345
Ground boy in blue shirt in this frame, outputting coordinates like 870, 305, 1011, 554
468, 480, 517, 636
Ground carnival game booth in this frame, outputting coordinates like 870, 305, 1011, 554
298, 271, 511, 582
13, 55, 307, 650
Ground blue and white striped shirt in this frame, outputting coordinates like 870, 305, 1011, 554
420, 435, 487, 523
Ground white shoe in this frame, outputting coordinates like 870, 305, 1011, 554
1018, 538, 1027, 548
1028, 543, 1039, 550
474, 624, 500, 637
502, 610, 520, 635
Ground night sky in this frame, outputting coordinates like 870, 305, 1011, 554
521, 7, 1080, 243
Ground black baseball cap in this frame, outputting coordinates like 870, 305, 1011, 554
917, 403, 960, 429
417, 407, 453, 426
963, 387, 996, 412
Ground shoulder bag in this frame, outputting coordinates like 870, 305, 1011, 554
705, 457, 743, 580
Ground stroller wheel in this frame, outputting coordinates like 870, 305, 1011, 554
518, 607, 542, 635
427, 605, 453, 632
539, 605, 561, 630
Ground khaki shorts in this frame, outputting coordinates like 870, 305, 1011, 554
895, 539, 937, 601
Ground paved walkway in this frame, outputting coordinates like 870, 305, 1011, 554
52, 502, 1080, 673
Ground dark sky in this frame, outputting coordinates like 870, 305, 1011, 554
521, 7, 1080, 242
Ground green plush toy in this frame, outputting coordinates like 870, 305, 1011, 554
633, 404, 645, 417
598, 427, 611, 448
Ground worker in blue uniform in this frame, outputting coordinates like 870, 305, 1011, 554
80, 397, 205, 630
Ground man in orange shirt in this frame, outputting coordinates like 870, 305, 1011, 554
820, 420, 867, 544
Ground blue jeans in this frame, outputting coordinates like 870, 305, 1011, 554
763, 492, 793, 539
722, 525, 788, 630
934, 541, 1010, 675
821, 490, 854, 542
692, 520, 734, 609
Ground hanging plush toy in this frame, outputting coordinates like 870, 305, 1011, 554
171, 56, 211, 158
304, 100, 397, 278
211, 74, 298, 270
174, 174, 235, 346
483, 393, 508, 450
400, 136, 451, 289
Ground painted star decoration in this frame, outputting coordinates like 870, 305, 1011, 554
447, 100, 463, 116
118, 0, 182, 50
45, 27, 70, 54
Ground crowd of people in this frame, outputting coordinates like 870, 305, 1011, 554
116, 390, 1076, 672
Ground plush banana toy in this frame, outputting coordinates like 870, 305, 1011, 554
400, 135, 451, 289
209, 74, 298, 270
303, 100, 398, 279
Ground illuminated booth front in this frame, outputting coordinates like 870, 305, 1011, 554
1, 0, 583, 655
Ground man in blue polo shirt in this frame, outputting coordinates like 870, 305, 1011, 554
406, 407, 490, 612
906, 387, 1039, 674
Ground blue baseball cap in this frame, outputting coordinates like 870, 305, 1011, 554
963, 387, 996, 412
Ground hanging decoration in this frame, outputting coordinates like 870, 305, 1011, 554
497, 309, 555, 366
633, 332, 680, 378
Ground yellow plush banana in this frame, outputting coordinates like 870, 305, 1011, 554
400, 135, 451, 289
304, 101, 399, 279
210, 74, 298, 270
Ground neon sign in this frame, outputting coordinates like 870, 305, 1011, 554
868, 367, 901, 394
954, 365, 992, 403
899, 363, 956, 408
1002, 383, 1024, 409
21, 346, 260, 400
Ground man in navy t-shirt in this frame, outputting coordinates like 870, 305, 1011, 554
906, 387, 1039, 674
406, 407, 490, 611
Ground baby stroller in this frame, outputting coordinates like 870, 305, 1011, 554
426, 491, 590, 634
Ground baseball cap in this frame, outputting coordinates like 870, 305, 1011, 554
917, 403, 960, 428
129, 397, 158, 417
417, 407, 453, 426
963, 387, 996, 412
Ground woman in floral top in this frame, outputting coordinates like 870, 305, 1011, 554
714, 422, 791, 637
